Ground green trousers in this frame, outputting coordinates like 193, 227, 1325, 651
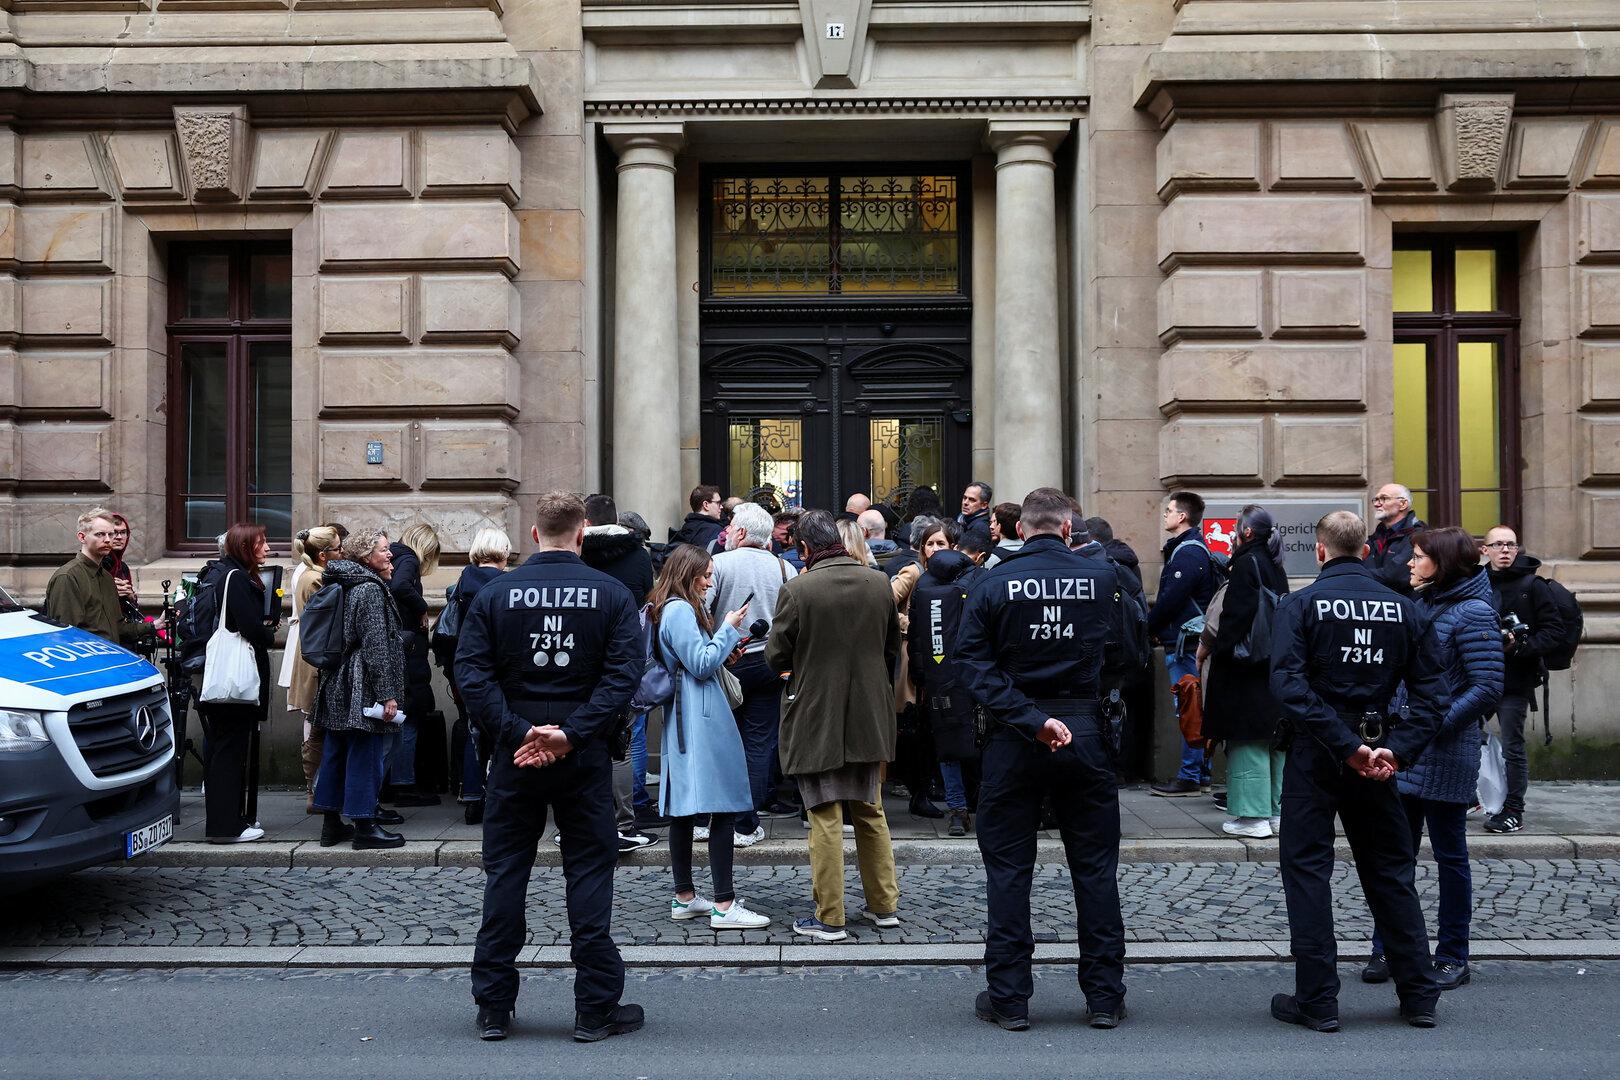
1226, 741, 1285, 819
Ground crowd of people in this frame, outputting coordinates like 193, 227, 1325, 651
38, 476, 1577, 1039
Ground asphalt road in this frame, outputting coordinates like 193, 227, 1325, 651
3, 961, 1615, 1079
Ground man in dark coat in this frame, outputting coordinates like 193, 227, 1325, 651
956, 482, 994, 547
1085, 517, 1145, 605
1365, 483, 1426, 595
668, 484, 724, 551
1147, 491, 1221, 796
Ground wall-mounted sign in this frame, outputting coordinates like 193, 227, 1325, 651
366, 440, 385, 465
1202, 498, 1366, 578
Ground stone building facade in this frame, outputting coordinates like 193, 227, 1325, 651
2, 0, 1617, 777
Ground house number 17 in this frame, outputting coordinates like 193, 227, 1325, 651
826, 22, 845, 39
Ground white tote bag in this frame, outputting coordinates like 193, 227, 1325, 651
199, 570, 262, 705
1476, 732, 1508, 817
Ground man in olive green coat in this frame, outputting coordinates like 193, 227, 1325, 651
765, 508, 903, 941
45, 507, 152, 647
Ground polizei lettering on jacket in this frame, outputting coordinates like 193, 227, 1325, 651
1005, 578, 1096, 602
508, 586, 599, 610
1313, 598, 1404, 623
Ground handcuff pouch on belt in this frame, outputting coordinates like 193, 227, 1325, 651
1357, 710, 1389, 746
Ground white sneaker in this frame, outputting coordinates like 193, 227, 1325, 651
209, 825, 265, 844
859, 907, 900, 928
1269, 816, 1282, 833
671, 894, 715, 921
694, 826, 711, 842
732, 826, 765, 848
710, 900, 770, 930
1222, 817, 1272, 839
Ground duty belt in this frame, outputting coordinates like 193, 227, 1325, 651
1337, 709, 1392, 744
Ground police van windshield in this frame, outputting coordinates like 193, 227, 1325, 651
0, 582, 23, 613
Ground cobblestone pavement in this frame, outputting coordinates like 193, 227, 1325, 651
6, 859, 1617, 949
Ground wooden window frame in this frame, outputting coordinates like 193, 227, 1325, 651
165, 240, 292, 553
1392, 234, 1521, 535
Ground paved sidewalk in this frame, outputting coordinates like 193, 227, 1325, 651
152, 782, 1620, 868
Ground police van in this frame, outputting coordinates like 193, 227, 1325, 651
0, 581, 177, 890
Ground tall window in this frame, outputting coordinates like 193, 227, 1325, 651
167, 241, 292, 549
1392, 236, 1519, 535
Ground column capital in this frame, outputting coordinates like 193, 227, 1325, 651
603, 122, 686, 171
985, 119, 1071, 166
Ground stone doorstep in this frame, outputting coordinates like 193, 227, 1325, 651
5, 940, 1620, 969
135, 833, 1602, 869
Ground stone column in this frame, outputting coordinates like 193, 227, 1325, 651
987, 120, 1070, 501
605, 123, 685, 537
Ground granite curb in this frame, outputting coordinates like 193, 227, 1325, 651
135, 832, 1612, 869
4, 940, 1618, 970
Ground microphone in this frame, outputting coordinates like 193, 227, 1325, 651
748, 618, 770, 639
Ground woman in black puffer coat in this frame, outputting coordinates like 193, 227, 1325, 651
1201, 505, 1291, 839
1368, 525, 1503, 992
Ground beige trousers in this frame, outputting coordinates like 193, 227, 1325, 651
806, 799, 901, 927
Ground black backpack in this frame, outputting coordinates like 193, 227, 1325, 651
1540, 578, 1583, 672
298, 579, 359, 672
175, 568, 225, 675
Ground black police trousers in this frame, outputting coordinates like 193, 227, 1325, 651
977, 704, 1124, 1016
471, 743, 624, 1017
1279, 737, 1440, 1019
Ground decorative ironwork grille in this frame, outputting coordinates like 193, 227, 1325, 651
710, 172, 960, 297
869, 416, 943, 508
728, 418, 805, 508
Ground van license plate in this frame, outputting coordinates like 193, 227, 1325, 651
125, 815, 173, 860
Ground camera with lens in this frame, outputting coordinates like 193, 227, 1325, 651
1500, 611, 1530, 641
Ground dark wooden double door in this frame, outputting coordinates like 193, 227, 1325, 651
700, 310, 972, 512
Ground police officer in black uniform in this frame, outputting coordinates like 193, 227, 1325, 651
456, 492, 643, 1043
1268, 509, 1448, 1032
955, 487, 1129, 1032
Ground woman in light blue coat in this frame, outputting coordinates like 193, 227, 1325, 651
649, 544, 771, 930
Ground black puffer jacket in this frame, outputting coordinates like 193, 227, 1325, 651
581, 524, 655, 605
1201, 539, 1290, 744
669, 512, 723, 552
1103, 538, 1145, 605
905, 550, 982, 761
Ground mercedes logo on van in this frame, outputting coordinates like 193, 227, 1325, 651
132, 706, 158, 752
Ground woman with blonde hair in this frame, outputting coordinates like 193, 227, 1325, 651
282, 524, 343, 812
838, 518, 877, 571
441, 527, 512, 825
385, 522, 441, 806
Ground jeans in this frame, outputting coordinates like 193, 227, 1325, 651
670, 813, 737, 903
1372, 795, 1473, 966
312, 729, 385, 821
731, 654, 784, 835
940, 760, 968, 812
1166, 650, 1208, 784
1495, 693, 1531, 814
630, 712, 651, 812
387, 713, 418, 786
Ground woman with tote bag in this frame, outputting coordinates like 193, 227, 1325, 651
198, 523, 274, 843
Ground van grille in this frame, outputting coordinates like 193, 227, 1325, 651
66, 688, 172, 779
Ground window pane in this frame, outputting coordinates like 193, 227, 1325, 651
250, 251, 292, 320
710, 177, 831, 296
870, 416, 943, 508
181, 342, 230, 497
1454, 248, 1498, 312
250, 495, 293, 540
1393, 249, 1433, 313
1458, 340, 1503, 535
183, 252, 231, 319
838, 175, 960, 295
1392, 342, 1431, 522
249, 341, 293, 500
184, 498, 228, 541
728, 418, 803, 508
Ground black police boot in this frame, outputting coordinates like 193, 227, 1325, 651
1433, 961, 1470, 991
1270, 993, 1340, 1033
464, 800, 484, 826
1361, 953, 1390, 983
374, 806, 404, 826
974, 991, 1030, 1032
909, 795, 944, 819
573, 1003, 644, 1043
1086, 1003, 1126, 1030
476, 1007, 511, 1041
351, 819, 405, 850
319, 811, 354, 848
1401, 1006, 1438, 1029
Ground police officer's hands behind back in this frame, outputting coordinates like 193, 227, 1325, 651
1346, 744, 1397, 782
513, 725, 571, 769
1037, 717, 1071, 752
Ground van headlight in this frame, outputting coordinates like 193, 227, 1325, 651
0, 710, 49, 753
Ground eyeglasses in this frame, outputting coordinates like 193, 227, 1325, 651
1483, 541, 1520, 551
1371, 494, 1405, 504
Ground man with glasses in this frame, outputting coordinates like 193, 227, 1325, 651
1480, 526, 1565, 834
668, 484, 725, 553
1365, 484, 1426, 595
45, 507, 158, 647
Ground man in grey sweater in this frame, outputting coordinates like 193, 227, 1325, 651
707, 502, 798, 844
